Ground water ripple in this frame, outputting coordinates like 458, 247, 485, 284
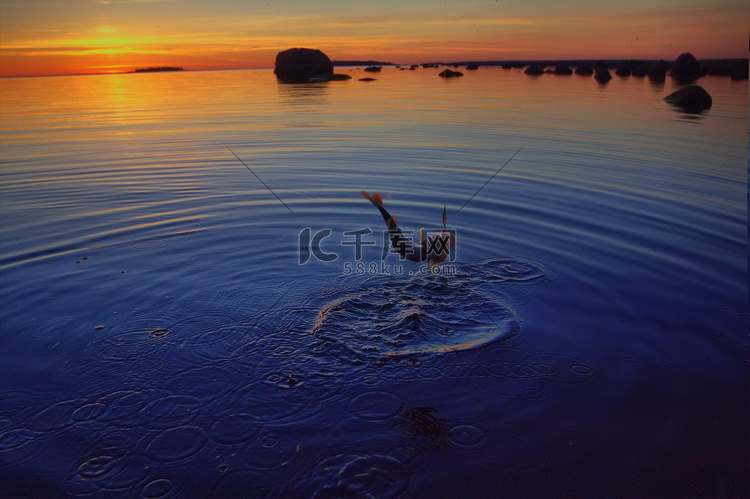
307, 454, 409, 498
311, 259, 542, 359
145, 426, 207, 463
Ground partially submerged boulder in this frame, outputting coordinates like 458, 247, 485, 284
648, 60, 667, 82
664, 85, 712, 114
439, 69, 463, 77
524, 65, 544, 75
730, 64, 748, 81
671, 52, 701, 84
274, 48, 335, 83
706, 61, 748, 80
594, 67, 612, 83
553, 65, 573, 75
309, 73, 352, 82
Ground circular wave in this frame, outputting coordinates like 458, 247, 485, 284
471, 257, 548, 284
311, 270, 522, 358
307, 454, 408, 499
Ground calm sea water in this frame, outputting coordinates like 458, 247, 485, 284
1, 67, 747, 497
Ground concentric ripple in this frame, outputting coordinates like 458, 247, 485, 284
308, 454, 409, 498
311, 272, 521, 358
471, 258, 548, 284
447, 425, 486, 448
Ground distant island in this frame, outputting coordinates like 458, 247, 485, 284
131, 66, 184, 73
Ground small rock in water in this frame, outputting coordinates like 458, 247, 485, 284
648, 59, 667, 82
310, 73, 352, 82
594, 68, 612, 83
439, 69, 463, 78
552, 65, 572, 75
524, 65, 544, 75
730, 65, 748, 81
615, 65, 631, 77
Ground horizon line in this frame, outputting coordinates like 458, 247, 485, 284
1, 56, 747, 79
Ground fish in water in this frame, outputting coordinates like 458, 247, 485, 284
361, 191, 456, 272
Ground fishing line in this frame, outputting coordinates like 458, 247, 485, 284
457, 144, 525, 212
224, 144, 294, 214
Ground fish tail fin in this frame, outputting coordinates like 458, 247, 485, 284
362, 190, 400, 232
361, 190, 384, 206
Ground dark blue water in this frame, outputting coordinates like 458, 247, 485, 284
1, 67, 747, 497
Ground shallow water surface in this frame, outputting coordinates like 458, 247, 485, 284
1, 67, 747, 496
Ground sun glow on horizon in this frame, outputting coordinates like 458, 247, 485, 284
1, 0, 747, 77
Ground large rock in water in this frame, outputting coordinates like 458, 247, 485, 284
671, 52, 701, 84
664, 85, 712, 114
274, 48, 334, 83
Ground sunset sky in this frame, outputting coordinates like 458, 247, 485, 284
1, 0, 748, 77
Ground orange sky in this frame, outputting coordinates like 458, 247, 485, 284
1, 0, 748, 77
